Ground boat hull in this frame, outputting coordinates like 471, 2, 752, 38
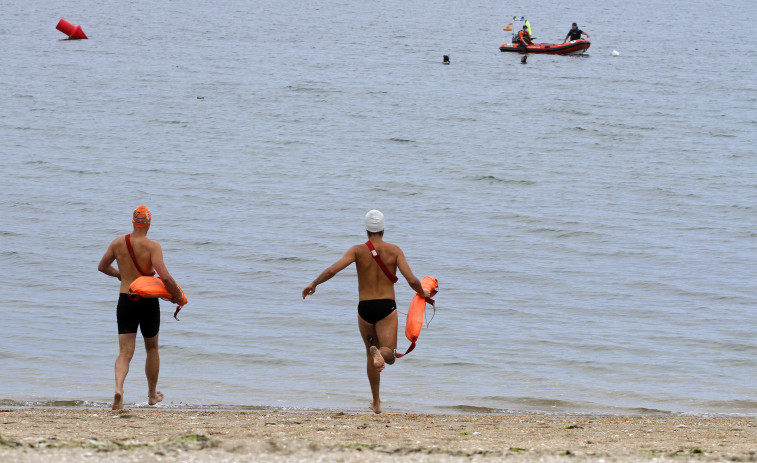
499, 39, 590, 55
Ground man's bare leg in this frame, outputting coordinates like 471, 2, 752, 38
374, 311, 398, 365
114, 333, 136, 410
366, 350, 382, 413
144, 334, 163, 405
358, 311, 398, 414
358, 316, 383, 413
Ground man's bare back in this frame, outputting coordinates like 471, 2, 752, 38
111, 234, 157, 292
302, 238, 426, 300
100, 231, 182, 300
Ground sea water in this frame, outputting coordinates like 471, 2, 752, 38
1, 0, 756, 414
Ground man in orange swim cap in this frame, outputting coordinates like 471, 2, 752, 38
98, 205, 184, 410
302, 210, 430, 414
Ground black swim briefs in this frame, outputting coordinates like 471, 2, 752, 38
357, 299, 396, 324
116, 293, 160, 338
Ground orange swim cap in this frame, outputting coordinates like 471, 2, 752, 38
132, 205, 151, 227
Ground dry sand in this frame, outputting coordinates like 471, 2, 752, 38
1, 408, 756, 462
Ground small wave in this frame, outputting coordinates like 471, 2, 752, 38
508, 397, 580, 408
700, 399, 757, 411
285, 85, 332, 94
148, 119, 189, 126
0, 398, 275, 411
389, 138, 414, 143
624, 407, 673, 415
475, 396, 688, 415
441, 404, 502, 414
128, 402, 274, 411
0, 399, 93, 407
709, 133, 737, 138
476, 396, 629, 413
471, 175, 535, 186
556, 230, 597, 238
62, 169, 101, 175
263, 256, 307, 263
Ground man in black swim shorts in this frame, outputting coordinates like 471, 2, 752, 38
98, 205, 184, 410
116, 295, 160, 338
302, 210, 429, 414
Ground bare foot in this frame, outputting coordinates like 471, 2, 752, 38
112, 392, 123, 410
369, 346, 385, 373
148, 390, 164, 406
369, 401, 382, 414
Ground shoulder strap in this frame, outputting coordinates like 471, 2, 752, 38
125, 234, 155, 277
365, 241, 398, 284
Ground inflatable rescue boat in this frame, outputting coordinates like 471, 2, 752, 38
500, 39, 590, 54
499, 16, 590, 55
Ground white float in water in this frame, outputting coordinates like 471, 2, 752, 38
612, 50, 620, 56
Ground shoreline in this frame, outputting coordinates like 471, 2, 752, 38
1, 409, 756, 462
3, 399, 756, 418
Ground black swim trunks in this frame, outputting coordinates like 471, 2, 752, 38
116, 293, 160, 338
358, 299, 396, 324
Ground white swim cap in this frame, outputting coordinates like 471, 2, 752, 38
365, 210, 385, 232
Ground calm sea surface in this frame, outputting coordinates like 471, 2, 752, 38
1, 0, 755, 415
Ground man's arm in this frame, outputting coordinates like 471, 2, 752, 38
564, 33, 570, 42
97, 240, 121, 280
396, 248, 430, 297
302, 247, 357, 299
583, 31, 590, 38
150, 242, 183, 304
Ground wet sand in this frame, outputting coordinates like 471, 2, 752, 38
1, 409, 755, 462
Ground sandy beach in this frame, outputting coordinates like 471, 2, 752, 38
1, 409, 755, 462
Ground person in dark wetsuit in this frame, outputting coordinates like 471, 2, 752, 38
302, 210, 430, 414
564, 22, 590, 42
98, 205, 184, 410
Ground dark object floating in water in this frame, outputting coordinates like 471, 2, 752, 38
521, 55, 527, 64
443, 55, 450, 64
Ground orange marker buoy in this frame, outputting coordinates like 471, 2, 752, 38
395, 276, 439, 358
56, 18, 88, 39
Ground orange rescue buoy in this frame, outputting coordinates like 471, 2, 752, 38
396, 276, 438, 358
128, 276, 187, 320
